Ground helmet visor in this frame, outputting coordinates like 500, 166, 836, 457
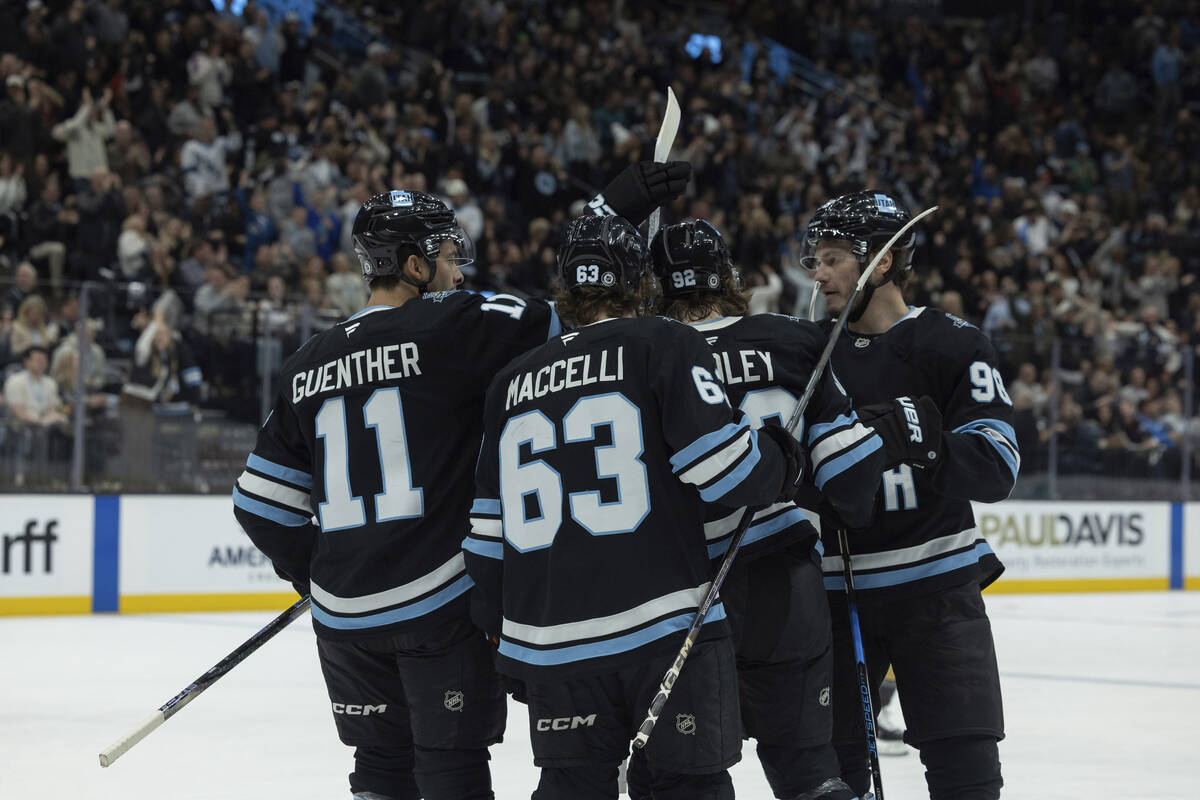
798, 231, 863, 275
421, 225, 476, 270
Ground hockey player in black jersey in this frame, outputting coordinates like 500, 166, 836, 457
636, 219, 882, 800
464, 215, 809, 800
803, 191, 1016, 800
233, 189, 563, 800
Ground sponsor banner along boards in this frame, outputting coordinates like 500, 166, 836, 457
0, 495, 94, 613
118, 495, 293, 612
975, 500, 1171, 592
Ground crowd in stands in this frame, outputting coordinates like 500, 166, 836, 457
0, 0, 1197, 489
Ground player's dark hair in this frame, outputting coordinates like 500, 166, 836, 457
657, 282, 749, 323
871, 246, 915, 294
552, 286, 641, 327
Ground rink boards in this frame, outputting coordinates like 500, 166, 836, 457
1, 495, 1198, 614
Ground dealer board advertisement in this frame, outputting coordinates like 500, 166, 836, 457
0, 495, 95, 613
974, 500, 1170, 592
118, 496, 293, 612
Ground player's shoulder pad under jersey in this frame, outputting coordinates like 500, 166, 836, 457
910, 305, 992, 363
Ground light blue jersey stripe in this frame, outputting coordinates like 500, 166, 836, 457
471, 498, 501, 516
807, 412, 858, 445
312, 575, 473, 629
814, 436, 883, 490
823, 541, 994, 591
954, 418, 1018, 447
233, 487, 311, 527
499, 604, 726, 666
462, 537, 503, 560
706, 507, 812, 558
671, 420, 748, 472
547, 308, 563, 340
960, 430, 1020, 482
698, 432, 761, 502
247, 453, 313, 489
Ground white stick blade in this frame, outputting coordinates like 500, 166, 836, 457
654, 86, 681, 162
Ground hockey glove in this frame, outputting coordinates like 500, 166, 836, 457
759, 420, 809, 504
858, 395, 942, 470
587, 160, 692, 225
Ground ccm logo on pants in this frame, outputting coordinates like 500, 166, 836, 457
536, 714, 596, 731
332, 703, 388, 716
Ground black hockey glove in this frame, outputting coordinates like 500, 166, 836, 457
587, 160, 692, 225
758, 420, 809, 504
858, 395, 942, 470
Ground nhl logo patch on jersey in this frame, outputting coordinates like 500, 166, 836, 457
675, 713, 696, 735
854, 337, 871, 348
443, 690, 464, 712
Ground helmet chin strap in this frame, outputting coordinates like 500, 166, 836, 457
398, 254, 438, 293
846, 256, 897, 323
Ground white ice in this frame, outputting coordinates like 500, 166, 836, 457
3, 592, 1198, 799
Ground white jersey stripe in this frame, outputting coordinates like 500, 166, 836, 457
237, 471, 312, 514
311, 553, 466, 614
469, 517, 503, 539
679, 430, 751, 487
821, 527, 980, 574
502, 582, 711, 646
810, 423, 875, 471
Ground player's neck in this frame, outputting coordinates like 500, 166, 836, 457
846, 286, 908, 335
367, 285, 419, 309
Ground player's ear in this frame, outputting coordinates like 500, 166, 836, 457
402, 253, 427, 284
871, 249, 894, 281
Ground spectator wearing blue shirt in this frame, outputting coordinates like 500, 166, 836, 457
1152, 28, 1184, 115
235, 173, 278, 274
292, 182, 341, 262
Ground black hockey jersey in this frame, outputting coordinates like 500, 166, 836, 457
233, 291, 561, 640
465, 316, 790, 681
821, 306, 1016, 600
689, 314, 885, 562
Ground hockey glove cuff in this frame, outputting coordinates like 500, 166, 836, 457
759, 420, 809, 504
858, 395, 942, 469
587, 161, 692, 225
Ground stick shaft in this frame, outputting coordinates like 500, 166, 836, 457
839, 529, 884, 799
633, 206, 938, 749
98, 596, 311, 767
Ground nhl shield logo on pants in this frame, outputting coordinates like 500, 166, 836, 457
444, 690, 464, 712
675, 713, 696, 735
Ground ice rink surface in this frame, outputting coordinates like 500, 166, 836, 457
3, 592, 1198, 799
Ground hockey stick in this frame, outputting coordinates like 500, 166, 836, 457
647, 86, 680, 242
838, 528, 884, 800
632, 205, 938, 750
98, 595, 312, 767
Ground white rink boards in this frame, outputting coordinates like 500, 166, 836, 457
3, 592, 1198, 799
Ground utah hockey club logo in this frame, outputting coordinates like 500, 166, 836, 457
443, 690, 464, 712
675, 713, 696, 735
819, 687, 831, 707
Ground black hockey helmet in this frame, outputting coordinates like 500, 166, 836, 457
351, 189, 474, 290
557, 215, 649, 294
650, 219, 738, 299
800, 190, 915, 275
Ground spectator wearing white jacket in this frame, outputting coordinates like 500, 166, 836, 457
180, 114, 241, 202
51, 87, 116, 182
